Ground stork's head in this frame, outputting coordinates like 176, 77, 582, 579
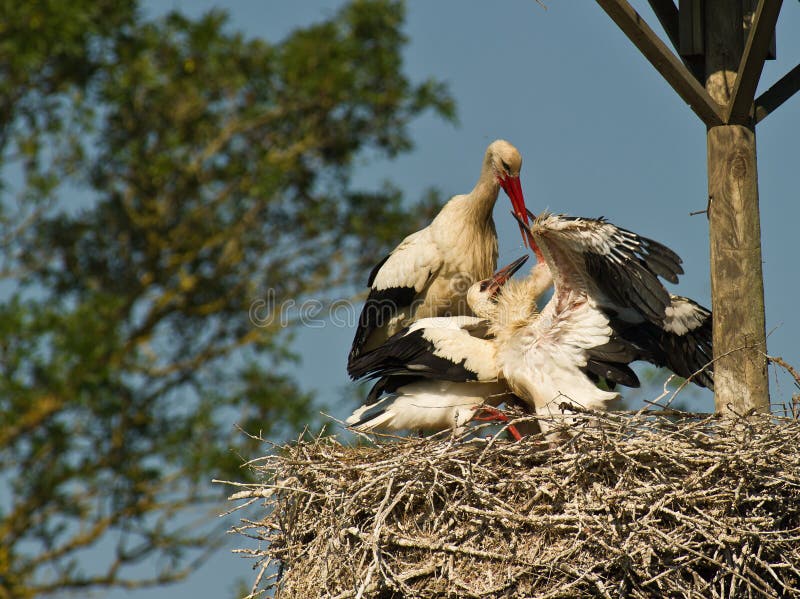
467, 255, 529, 318
486, 140, 530, 246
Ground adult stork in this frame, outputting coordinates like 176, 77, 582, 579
346, 140, 531, 375
346, 256, 531, 436
495, 212, 713, 431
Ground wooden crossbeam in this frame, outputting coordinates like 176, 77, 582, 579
755, 63, 800, 123
646, 0, 680, 50
596, 0, 724, 126
648, 0, 705, 81
727, 0, 784, 124
679, 0, 705, 56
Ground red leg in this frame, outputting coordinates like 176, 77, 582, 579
470, 406, 523, 441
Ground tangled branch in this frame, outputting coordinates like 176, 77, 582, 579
224, 411, 800, 598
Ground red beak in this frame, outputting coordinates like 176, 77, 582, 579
499, 175, 530, 248
486, 254, 529, 296
510, 211, 544, 263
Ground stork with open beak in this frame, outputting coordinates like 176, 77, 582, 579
346, 256, 530, 436
347, 140, 531, 376
495, 211, 713, 433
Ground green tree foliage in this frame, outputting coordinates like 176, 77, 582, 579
0, 1, 454, 596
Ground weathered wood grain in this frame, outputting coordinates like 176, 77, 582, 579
707, 125, 769, 414
705, 1, 770, 415
596, 0, 781, 415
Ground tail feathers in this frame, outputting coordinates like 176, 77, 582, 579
346, 403, 393, 431
582, 358, 640, 388
365, 375, 421, 405
615, 319, 714, 390
346, 393, 471, 433
346, 381, 504, 433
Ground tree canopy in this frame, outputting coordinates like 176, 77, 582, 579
0, 0, 454, 595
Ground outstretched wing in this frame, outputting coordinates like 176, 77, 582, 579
609, 295, 714, 389
527, 213, 714, 389
348, 227, 443, 369
529, 212, 682, 324
348, 316, 497, 383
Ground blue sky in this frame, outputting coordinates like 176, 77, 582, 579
114, 2, 800, 598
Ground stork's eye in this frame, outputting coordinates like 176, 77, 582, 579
500, 160, 511, 174
479, 281, 490, 292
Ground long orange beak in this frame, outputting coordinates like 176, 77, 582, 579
485, 254, 529, 296
498, 174, 530, 248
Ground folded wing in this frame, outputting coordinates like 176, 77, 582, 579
348, 316, 496, 383
348, 228, 443, 370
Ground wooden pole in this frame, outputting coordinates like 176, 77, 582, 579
705, 1, 770, 415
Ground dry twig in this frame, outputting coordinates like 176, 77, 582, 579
224, 411, 800, 598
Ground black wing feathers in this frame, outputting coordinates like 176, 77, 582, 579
348, 327, 479, 383
365, 375, 423, 405
581, 334, 642, 389
584, 224, 683, 324
622, 228, 684, 284
551, 215, 714, 390
606, 301, 714, 390
348, 285, 417, 369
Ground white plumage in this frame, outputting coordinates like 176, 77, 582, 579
492, 211, 713, 433
494, 285, 622, 423
346, 210, 713, 438
347, 140, 530, 373
344, 136, 715, 440
346, 380, 509, 435
346, 256, 531, 435
512, 212, 714, 389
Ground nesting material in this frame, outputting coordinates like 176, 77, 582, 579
225, 410, 800, 598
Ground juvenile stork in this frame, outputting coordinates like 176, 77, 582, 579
514, 212, 714, 389
347, 140, 531, 375
346, 256, 530, 435
496, 212, 713, 432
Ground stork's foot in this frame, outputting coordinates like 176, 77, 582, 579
470, 406, 523, 441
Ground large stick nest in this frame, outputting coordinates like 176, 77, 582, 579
225, 410, 800, 598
